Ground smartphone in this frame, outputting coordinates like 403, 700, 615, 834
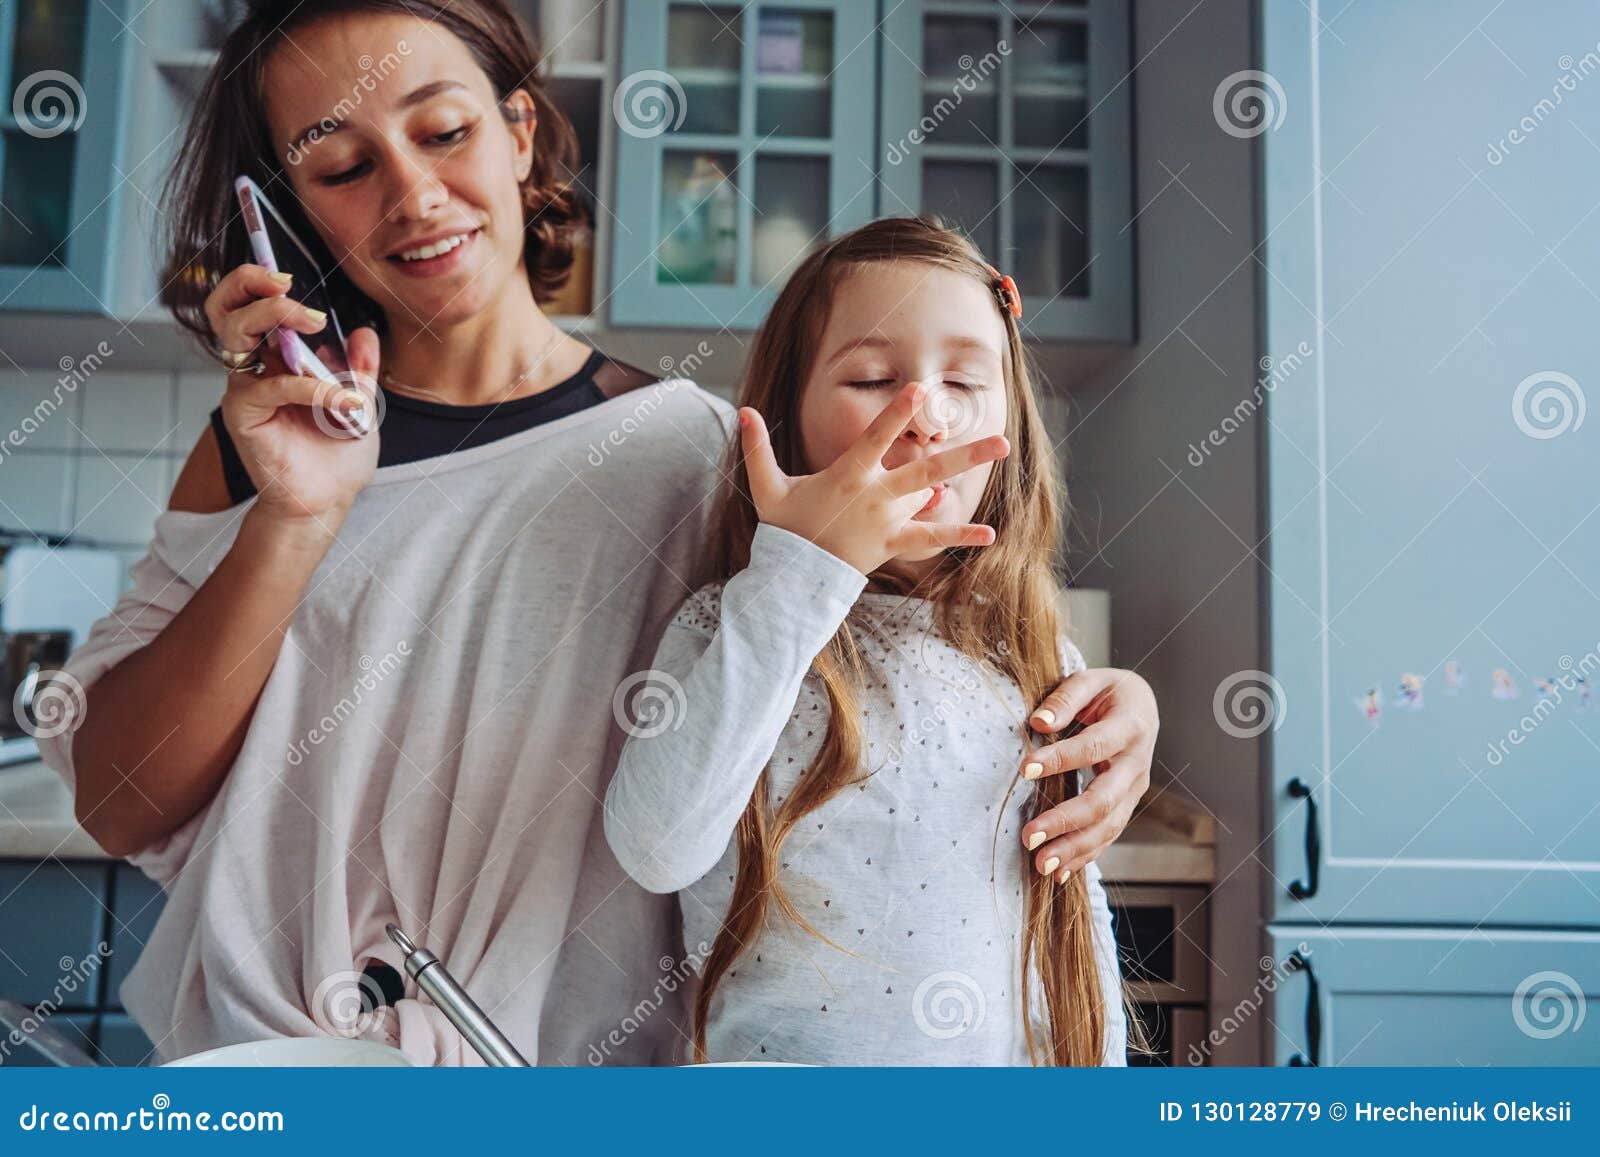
234, 175, 370, 436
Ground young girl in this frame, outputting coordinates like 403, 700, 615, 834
604, 218, 1129, 1066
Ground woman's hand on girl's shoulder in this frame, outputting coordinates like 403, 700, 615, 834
1015, 668, 1158, 882
737, 381, 1009, 574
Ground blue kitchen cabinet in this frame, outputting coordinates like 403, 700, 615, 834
1260, 0, 1600, 931
1267, 929, 1600, 1066
0, 1012, 98, 1067
0, 862, 109, 1008
0, 0, 132, 312
878, 0, 1133, 340
609, 0, 877, 328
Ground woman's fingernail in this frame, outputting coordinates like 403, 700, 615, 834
1025, 831, 1047, 851
1032, 708, 1055, 727
270, 271, 293, 285
1057, 867, 1072, 885
1023, 761, 1044, 781
1042, 857, 1061, 876
304, 307, 328, 325
339, 389, 367, 414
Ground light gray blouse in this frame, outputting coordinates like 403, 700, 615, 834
605, 523, 1128, 1065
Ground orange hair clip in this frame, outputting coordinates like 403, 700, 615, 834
987, 264, 1023, 319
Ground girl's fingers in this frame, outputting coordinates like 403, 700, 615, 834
885, 434, 1010, 497
1020, 755, 1145, 856
890, 521, 996, 554
738, 408, 787, 509
844, 380, 926, 472
1019, 713, 1136, 781
1030, 795, 1134, 879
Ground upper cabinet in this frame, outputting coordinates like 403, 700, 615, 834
610, 0, 1133, 336
0, 0, 131, 312
609, 0, 878, 328
879, 0, 1133, 341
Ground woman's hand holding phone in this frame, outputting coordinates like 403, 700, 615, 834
737, 380, 1009, 575
210, 263, 380, 532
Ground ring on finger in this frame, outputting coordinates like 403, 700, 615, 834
220, 344, 265, 375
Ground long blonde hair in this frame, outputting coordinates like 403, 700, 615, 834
695, 217, 1117, 1065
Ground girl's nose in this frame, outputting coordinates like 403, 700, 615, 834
905, 418, 948, 444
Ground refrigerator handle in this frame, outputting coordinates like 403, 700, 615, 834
1286, 776, 1320, 900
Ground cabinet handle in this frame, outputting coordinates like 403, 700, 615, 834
1285, 951, 1320, 1066
1287, 777, 1320, 900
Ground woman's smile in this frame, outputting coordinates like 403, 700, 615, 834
386, 225, 483, 278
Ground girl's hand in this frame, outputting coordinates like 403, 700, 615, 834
209, 264, 380, 529
738, 380, 1009, 574
1018, 668, 1159, 881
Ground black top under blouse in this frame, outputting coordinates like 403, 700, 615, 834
209, 348, 657, 506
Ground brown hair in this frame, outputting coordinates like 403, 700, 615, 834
693, 216, 1134, 1065
158, 0, 583, 355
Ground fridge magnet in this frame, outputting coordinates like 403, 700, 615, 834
1577, 676, 1593, 711
1394, 673, 1425, 711
1443, 659, 1466, 694
1356, 687, 1382, 726
1536, 677, 1560, 701
1491, 669, 1520, 700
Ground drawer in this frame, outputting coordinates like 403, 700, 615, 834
97, 1012, 157, 1067
106, 864, 166, 1006
0, 862, 110, 1007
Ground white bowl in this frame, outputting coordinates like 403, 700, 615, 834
163, 1037, 413, 1067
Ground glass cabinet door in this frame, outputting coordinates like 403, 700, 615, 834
610, 0, 875, 329
879, 0, 1132, 341
0, 0, 131, 312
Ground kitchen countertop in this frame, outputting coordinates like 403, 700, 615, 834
0, 761, 1217, 884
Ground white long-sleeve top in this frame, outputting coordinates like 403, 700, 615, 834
604, 523, 1127, 1065
37, 379, 732, 1065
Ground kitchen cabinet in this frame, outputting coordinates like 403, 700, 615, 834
609, 0, 878, 328
1267, 928, 1600, 1066
0, 857, 159, 1066
1259, 0, 1600, 1062
878, 0, 1133, 340
0, 0, 132, 312
0, 861, 109, 1007
610, 0, 1134, 335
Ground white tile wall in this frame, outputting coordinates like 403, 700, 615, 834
0, 368, 215, 590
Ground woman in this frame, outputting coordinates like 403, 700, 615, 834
40, 0, 1158, 1065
